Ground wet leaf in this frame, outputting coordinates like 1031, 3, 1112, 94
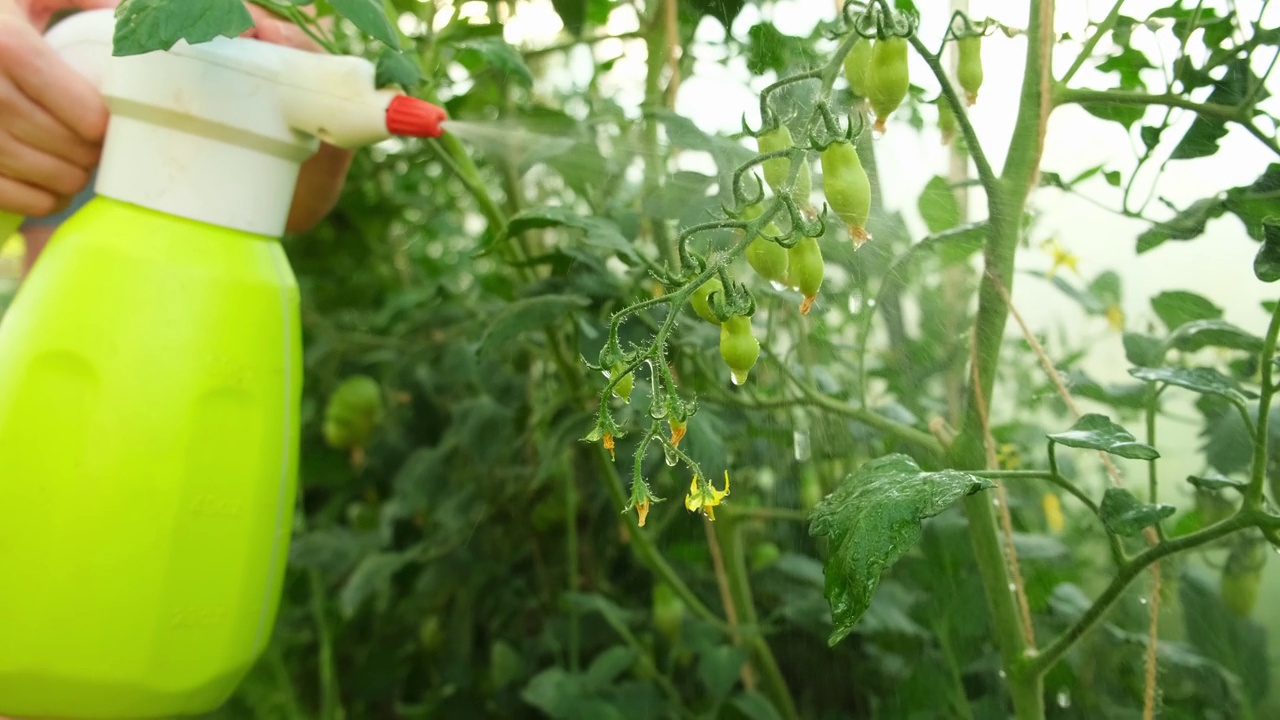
1253, 218, 1280, 283
1186, 472, 1248, 492
375, 48, 422, 89
1047, 413, 1160, 461
1167, 319, 1264, 354
1099, 487, 1176, 536
1130, 366, 1257, 405
808, 454, 993, 646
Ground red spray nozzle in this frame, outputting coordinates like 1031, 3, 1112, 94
386, 95, 448, 138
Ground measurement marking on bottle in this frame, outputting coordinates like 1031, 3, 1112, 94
190, 494, 244, 518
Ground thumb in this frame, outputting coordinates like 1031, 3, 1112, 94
242, 5, 322, 52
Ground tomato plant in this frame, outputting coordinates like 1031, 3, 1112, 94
79, 1, 1280, 719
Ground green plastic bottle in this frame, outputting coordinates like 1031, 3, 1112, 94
0, 198, 303, 718
0, 10, 445, 718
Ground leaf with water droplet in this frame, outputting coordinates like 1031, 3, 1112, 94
1129, 366, 1258, 406
1186, 471, 1248, 492
1254, 217, 1280, 282
808, 454, 993, 647
1047, 413, 1160, 461
1099, 487, 1176, 536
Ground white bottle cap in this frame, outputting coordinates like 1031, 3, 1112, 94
43, 10, 446, 237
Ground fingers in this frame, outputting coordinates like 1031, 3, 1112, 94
0, 22, 109, 143
243, 5, 323, 52
0, 16, 105, 217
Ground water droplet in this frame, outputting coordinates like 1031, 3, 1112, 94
865, 298, 876, 308
1138, 596, 1148, 605
793, 430, 811, 462
847, 294, 864, 314
1007, 582, 1017, 592
992, 498, 1001, 507
663, 444, 678, 467
769, 280, 790, 292
1056, 690, 1071, 708
730, 369, 748, 386
997, 670, 1007, 679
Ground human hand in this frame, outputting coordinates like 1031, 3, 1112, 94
0, 2, 112, 219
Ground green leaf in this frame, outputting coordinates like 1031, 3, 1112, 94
1047, 413, 1160, 461
918, 176, 961, 234
329, 0, 399, 49
682, 0, 747, 30
808, 454, 994, 646
1104, 170, 1122, 186
1099, 487, 1176, 535
1136, 196, 1228, 254
1167, 319, 1264, 354
1129, 366, 1258, 405
456, 38, 535, 89
1170, 59, 1254, 160
584, 647, 637, 689
478, 294, 591, 356
112, 0, 254, 56
339, 550, 415, 617
505, 207, 635, 258
1096, 46, 1155, 90
731, 693, 785, 720
550, 0, 587, 36
1225, 164, 1280, 241
744, 23, 813, 76
1080, 92, 1146, 129
1253, 217, 1280, 283
1122, 332, 1165, 368
374, 48, 422, 89
697, 645, 748, 701
1186, 472, 1248, 492
1151, 290, 1223, 330
1140, 124, 1163, 152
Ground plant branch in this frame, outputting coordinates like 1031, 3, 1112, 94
1058, 0, 1127, 86
1052, 87, 1243, 123
907, 36, 999, 193
1249, 300, 1280, 507
1028, 510, 1257, 675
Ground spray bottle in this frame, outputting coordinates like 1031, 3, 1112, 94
0, 10, 447, 718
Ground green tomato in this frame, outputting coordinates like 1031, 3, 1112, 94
788, 237, 824, 314
740, 202, 790, 283
690, 278, 723, 325
652, 582, 686, 642
843, 37, 873, 98
820, 139, 871, 245
957, 35, 984, 105
610, 362, 634, 403
719, 314, 760, 386
937, 98, 956, 144
756, 125, 812, 210
323, 375, 384, 450
866, 36, 910, 133
751, 541, 782, 570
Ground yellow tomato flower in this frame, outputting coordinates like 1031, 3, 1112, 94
1040, 238, 1079, 280
1106, 304, 1124, 332
685, 471, 731, 520
1043, 493, 1065, 534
